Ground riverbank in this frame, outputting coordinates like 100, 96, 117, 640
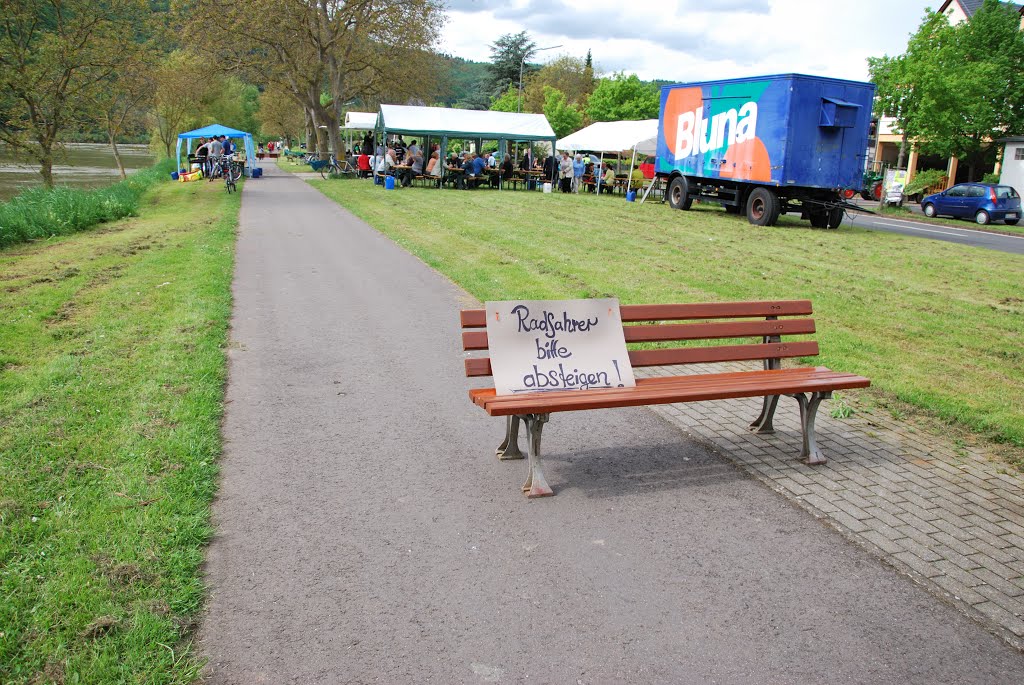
0, 177, 238, 682
0, 160, 174, 249
0, 143, 157, 202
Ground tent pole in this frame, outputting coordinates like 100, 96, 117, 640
626, 146, 637, 195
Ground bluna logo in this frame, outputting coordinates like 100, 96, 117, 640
675, 102, 758, 159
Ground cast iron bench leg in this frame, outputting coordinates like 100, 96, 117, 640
794, 391, 831, 465
749, 395, 780, 434
522, 413, 553, 498
496, 415, 525, 460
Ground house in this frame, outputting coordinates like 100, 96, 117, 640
871, 0, 1024, 188
998, 137, 1024, 191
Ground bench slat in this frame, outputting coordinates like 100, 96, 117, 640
464, 340, 819, 377
462, 318, 815, 350
473, 369, 869, 416
460, 300, 813, 328
468, 366, 836, 404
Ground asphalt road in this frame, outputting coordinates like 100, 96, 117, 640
844, 206, 1024, 254
200, 165, 1024, 684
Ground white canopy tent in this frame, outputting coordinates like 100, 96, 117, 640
343, 111, 377, 153
344, 111, 377, 130
557, 119, 658, 195
375, 104, 558, 186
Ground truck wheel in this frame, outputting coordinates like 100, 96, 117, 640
667, 176, 693, 210
872, 181, 883, 201
809, 212, 828, 228
722, 203, 741, 215
746, 187, 780, 226
827, 207, 844, 229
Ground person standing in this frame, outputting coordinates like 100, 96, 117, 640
558, 152, 573, 193
572, 154, 585, 194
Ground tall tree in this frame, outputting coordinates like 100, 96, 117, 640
257, 84, 305, 145
486, 31, 535, 100
869, 0, 1024, 180
187, 0, 444, 158
522, 55, 595, 114
542, 86, 582, 138
586, 73, 659, 122
0, 0, 151, 186
85, 45, 155, 178
150, 51, 208, 158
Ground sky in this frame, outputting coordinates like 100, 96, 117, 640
439, 0, 938, 83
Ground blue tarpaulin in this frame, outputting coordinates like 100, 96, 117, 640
176, 124, 257, 176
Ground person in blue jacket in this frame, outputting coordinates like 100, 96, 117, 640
572, 153, 585, 194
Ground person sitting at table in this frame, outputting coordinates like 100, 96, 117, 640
401, 150, 424, 187
501, 154, 514, 185
583, 161, 596, 193
459, 153, 476, 189
425, 151, 442, 187
472, 153, 487, 188
602, 163, 616, 194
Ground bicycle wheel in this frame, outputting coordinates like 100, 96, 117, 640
231, 163, 243, 182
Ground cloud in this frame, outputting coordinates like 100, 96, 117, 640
442, 0, 503, 12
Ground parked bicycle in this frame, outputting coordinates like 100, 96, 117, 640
308, 154, 354, 179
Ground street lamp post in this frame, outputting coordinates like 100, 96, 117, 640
518, 44, 562, 113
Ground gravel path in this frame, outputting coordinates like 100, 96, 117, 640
199, 165, 1024, 683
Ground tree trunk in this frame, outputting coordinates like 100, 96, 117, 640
896, 132, 908, 169
108, 128, 127, 179
304, 108, 316, 151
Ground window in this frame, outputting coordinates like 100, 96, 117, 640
967, 186, 986, 198
947, 186, 966, 197
1015, 147, 1024, 161
996, 186, 1019, 199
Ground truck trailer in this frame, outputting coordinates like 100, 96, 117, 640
655, 73, 876, 228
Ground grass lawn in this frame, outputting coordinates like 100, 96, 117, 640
0, 179, 237, 682
311, 178, 1024, 458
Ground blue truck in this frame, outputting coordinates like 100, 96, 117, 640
655, 73, 876, 228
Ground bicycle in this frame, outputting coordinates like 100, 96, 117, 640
308, 154, 354, 179
218, 154, 241, 193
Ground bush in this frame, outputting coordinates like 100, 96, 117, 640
904, 169, 947, 197
0, 159, 175, 249
982, 172, 1000, 184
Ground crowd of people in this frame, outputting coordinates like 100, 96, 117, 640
340, 133, 627, 194
191, 135, 238, 181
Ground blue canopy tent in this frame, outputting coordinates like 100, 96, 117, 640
176, 124, 257, 176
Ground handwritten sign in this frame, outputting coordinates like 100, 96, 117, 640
485, 298, 636, 396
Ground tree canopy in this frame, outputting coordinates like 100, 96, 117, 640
586, 73, 660, 122
869, 0, 1024, 179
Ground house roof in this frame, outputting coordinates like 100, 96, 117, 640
937, 0, 1023, 17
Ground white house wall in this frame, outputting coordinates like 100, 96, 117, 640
1000, 142, 1024, 192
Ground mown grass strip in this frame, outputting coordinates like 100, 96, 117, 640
310, 178, 1024, 454
0, 177, 238, 683
0, 159, 176, 249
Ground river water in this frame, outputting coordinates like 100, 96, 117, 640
0, 143, 156, 202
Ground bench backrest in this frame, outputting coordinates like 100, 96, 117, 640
460, 300, 817, 378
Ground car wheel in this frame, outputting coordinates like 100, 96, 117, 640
922, 203, 936, 218
975, 210, 991, 226
746, 187, 780, 226
1005, 219, 1019, 226
667, 176, 693, 210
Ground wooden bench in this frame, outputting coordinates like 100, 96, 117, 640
461, 300, 870, 498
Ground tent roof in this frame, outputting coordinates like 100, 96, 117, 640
178, 123, 251, 139
377, 104, 555, 140
557, 120, 659, 155
344, 112, 378, 130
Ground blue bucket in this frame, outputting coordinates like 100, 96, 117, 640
374, 174, 384, 186
384, 175, 395, 190
170, 171, 179, 181
625, 190, 636, 202
252, 167, 263, 178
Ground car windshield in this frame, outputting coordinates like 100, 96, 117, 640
995, 186, 1019, 199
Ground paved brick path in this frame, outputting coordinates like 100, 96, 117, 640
639, 361, 1024, 649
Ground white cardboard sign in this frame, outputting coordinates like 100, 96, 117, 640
485, 298, 636, 396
